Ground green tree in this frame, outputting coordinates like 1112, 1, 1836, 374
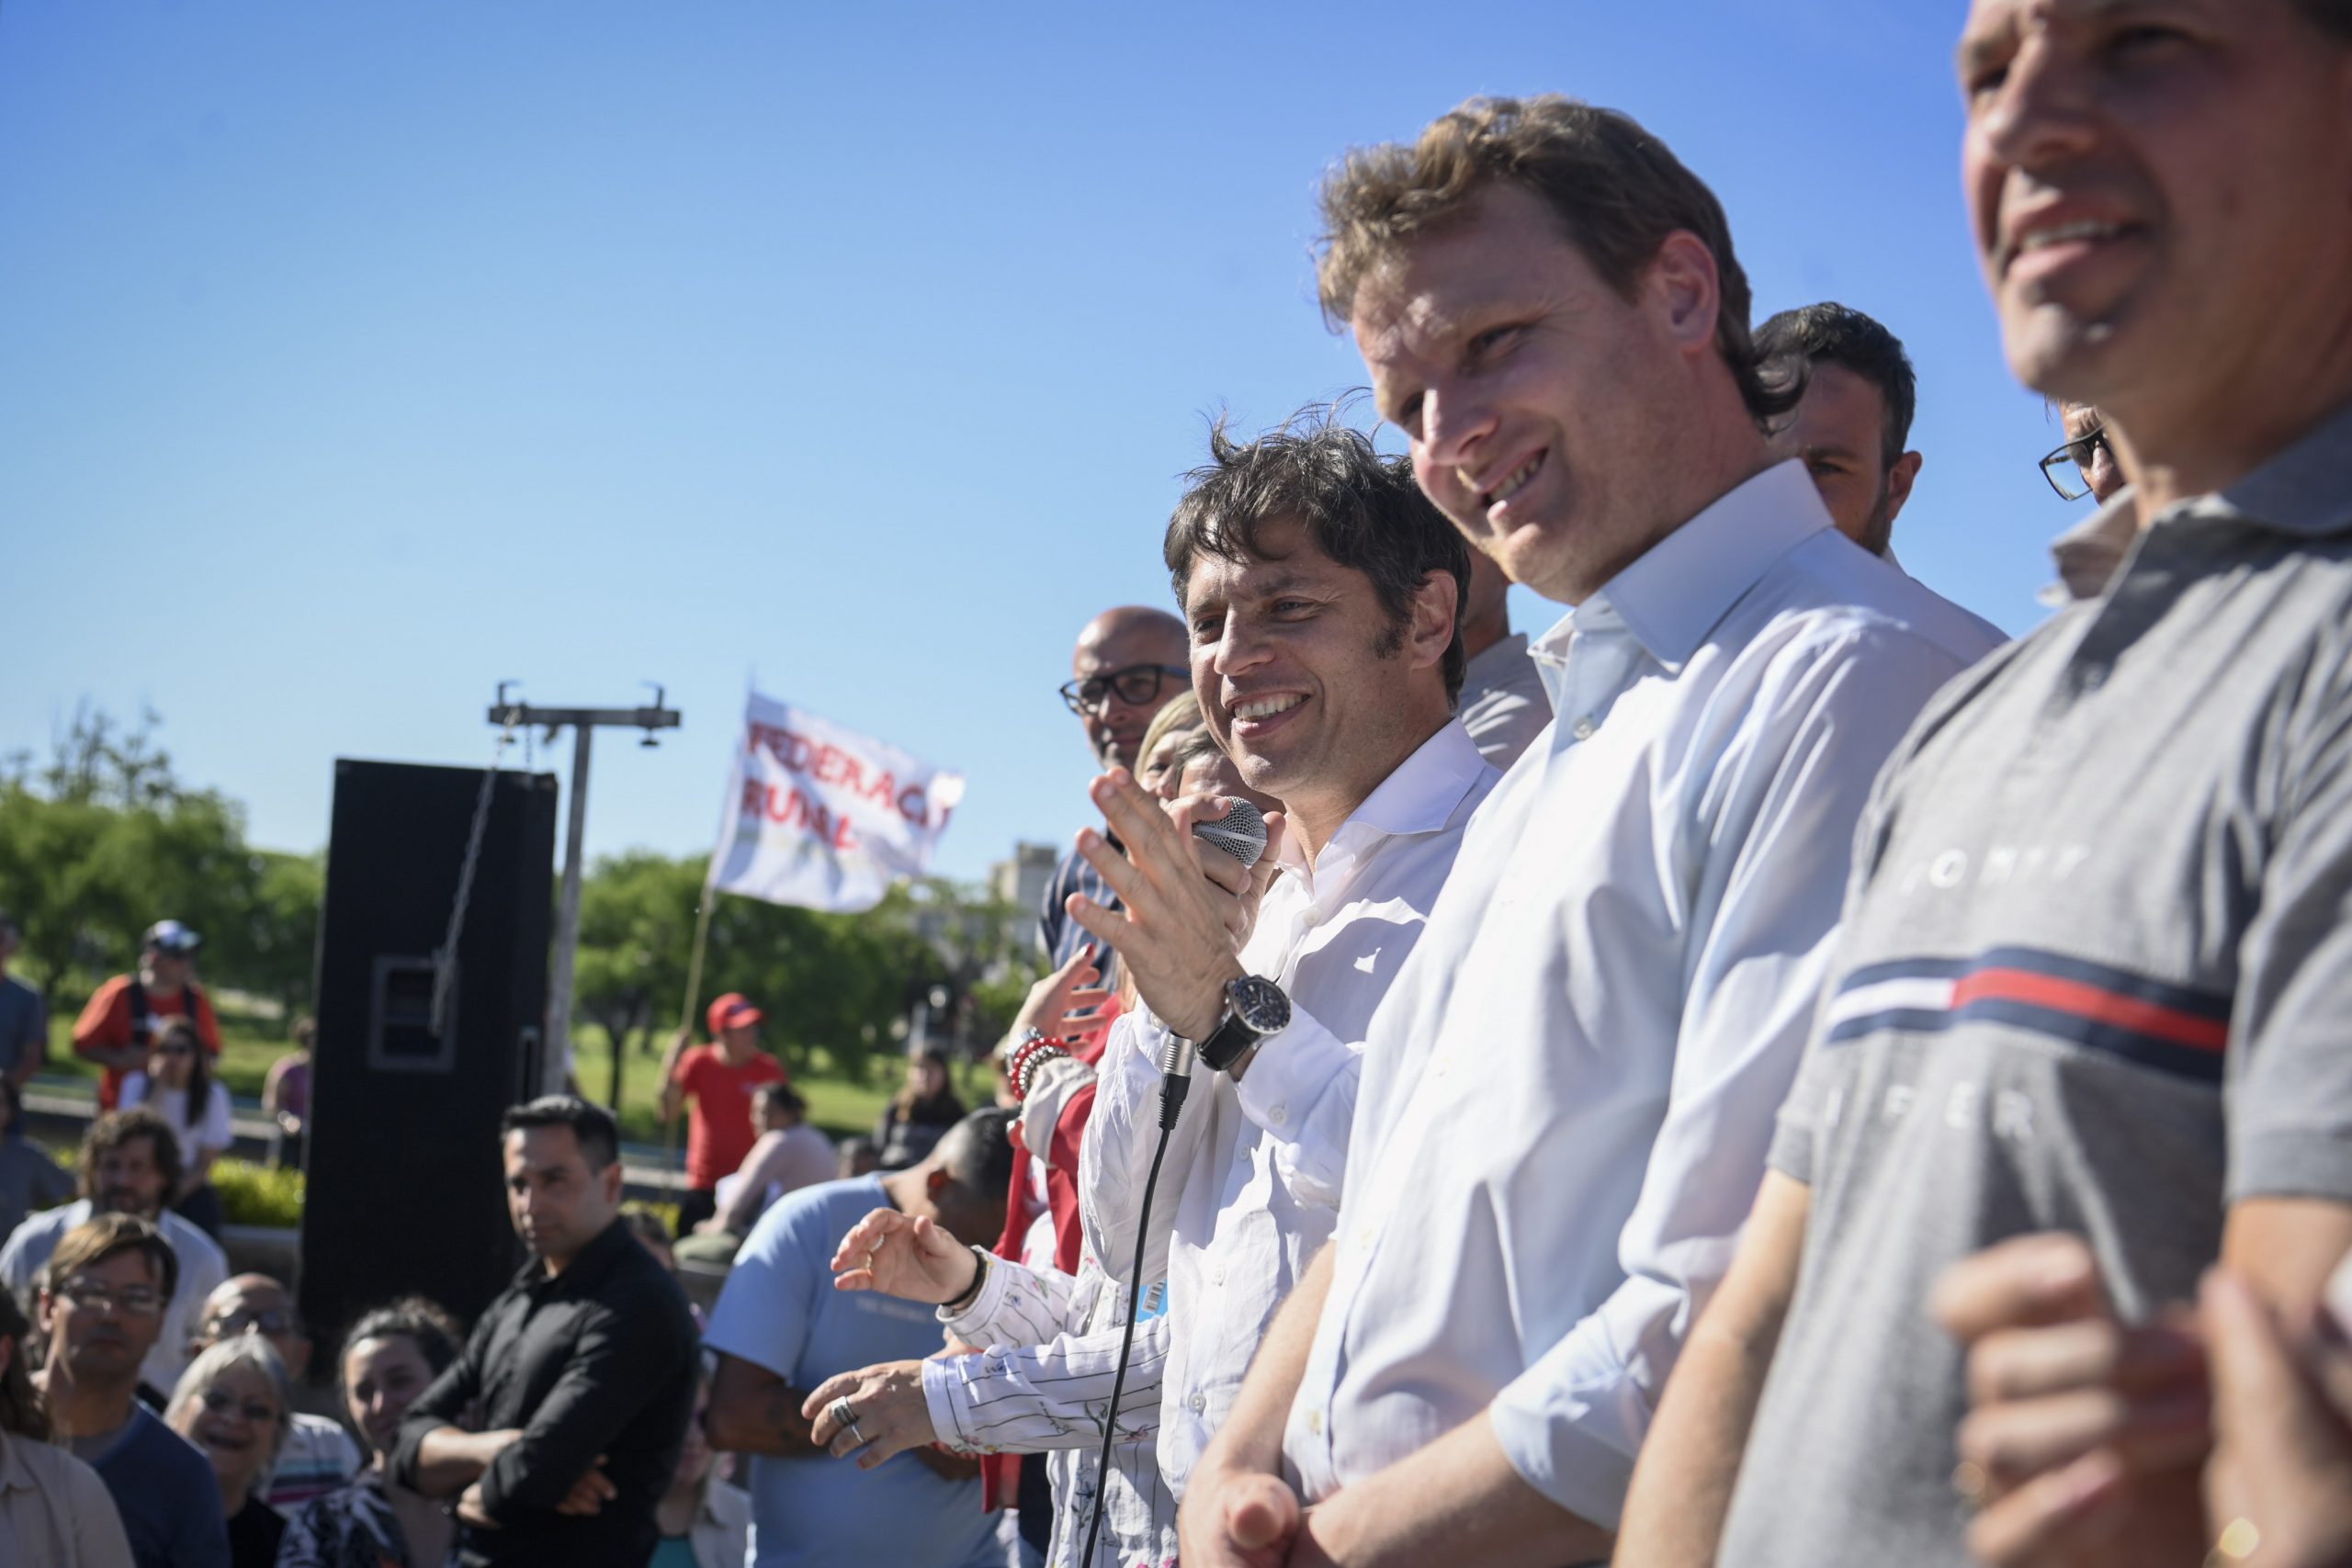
573, 852, 701, 1111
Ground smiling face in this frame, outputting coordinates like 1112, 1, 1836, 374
1356, 181, 1714, 606
1960, 0, 2352, 459
345, 1332, 437, 1458
175, 1360, 284, 1495
1183, 518, 1450, 841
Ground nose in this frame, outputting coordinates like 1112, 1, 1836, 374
1208, 613, 1272, 683
1414, 377, 1499, 480
1974, 35, 2099, 176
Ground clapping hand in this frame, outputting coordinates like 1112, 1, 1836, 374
830, 1208, 978, 1306
1067, 770, 1285, 1043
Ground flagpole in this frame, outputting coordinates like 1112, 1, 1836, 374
662, 890, 716, 1192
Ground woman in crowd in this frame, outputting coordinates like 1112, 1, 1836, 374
874, 1047, 966, 1168
0, 1286, 133, 1566
650, 1370, 748, 1568
119, 1016, 234, 1237
0, 1076, 73, 1239
277, 1296, 463, 1568
166, 1336, 292, 1568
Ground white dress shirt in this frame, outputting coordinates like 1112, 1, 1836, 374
0, 1199, 230, 1394
1457, 630, 1552, 768
922, 718, 1497, 1565
1281, 461, 2006, 1528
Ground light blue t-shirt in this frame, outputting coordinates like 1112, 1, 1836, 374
705, 1176, 1001, 1568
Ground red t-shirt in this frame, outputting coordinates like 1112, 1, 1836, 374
673, 1044, 786, 1190
74, 975, 223, 1111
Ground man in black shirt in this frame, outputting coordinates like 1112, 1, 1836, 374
391, 1096, 697, 1567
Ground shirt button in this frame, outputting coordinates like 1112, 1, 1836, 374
1190, 1392, 1207, 1414
1211, 1264, 1226, 1285
1307, 1408, 1323, 1435
1572, 716, 1597, 740
1268, 1103, 1288, 1125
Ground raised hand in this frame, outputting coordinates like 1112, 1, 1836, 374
829, 1207, 978, 1305
1009, 943, 1114, 1042
1068, 769, 1260, 1042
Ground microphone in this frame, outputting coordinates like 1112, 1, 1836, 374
1192, 799, 1269, 868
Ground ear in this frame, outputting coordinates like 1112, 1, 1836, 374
1885, 450, 1923, 525
1404, 568, 1460, 674
1645, 231, 1724, 362
927, 1168, 951, 1201
600, 1161, 625, 1205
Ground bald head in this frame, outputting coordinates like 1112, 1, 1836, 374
1069, 606, 1189, 769
199, 1272, 311, 1378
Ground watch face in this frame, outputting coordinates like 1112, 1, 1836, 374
1227, 975, 1291, 1035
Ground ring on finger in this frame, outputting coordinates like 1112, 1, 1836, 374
846, 1418, 868, 1446
829, 1396, 855, 1433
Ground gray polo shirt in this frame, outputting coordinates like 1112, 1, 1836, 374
1720, 400, 2352, 1567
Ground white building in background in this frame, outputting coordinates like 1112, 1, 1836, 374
988, 842, 1058, 947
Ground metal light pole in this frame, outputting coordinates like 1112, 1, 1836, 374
488, 687, 681, 1096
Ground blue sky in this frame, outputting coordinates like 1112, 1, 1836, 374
0, 1, 2067, 885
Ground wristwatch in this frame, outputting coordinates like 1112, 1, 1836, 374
1194, 975, 1293, 1074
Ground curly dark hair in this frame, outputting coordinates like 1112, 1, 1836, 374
1164, 404, 1471, 704
79, 1106, 184, 1205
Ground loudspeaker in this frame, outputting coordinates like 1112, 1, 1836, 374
300, 760, 559, 1343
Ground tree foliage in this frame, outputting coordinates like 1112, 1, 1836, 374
0, 706, 315, 1018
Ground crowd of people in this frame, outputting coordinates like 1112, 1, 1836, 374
9, 2, 2352, 1564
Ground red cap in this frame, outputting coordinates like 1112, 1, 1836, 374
707, 993, 763, 1036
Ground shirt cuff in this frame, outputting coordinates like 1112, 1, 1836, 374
921, 1356, 981, 1451
1486, 1316, 1645, 1531
937, 1247, 1020, 1340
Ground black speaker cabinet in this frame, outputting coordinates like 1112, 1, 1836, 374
300, 760, 559, 1343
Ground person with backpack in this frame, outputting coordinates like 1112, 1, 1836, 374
74, 921, 220, 1112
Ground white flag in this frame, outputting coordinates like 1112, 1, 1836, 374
707, 691, 967, 913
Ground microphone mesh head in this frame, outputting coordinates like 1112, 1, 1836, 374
1193, 799, 1269, 868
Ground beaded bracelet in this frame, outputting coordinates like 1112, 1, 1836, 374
1008, 1035, 1071, 1102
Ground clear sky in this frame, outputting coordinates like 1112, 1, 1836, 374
0, 1, 2072, 885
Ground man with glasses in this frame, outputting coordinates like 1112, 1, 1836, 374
193, 1273, 362, 1510
0, 1107, 226, 1396
1042, 607, 1191, 982
2042, 400, 2133, 602
34, 1213, 230, 1568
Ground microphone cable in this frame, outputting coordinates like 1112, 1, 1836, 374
1073, 1036, 1192, 1567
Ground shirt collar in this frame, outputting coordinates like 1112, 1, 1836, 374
1543, 458, 1833, 673
1273, 718, 1490, 877
515, 1213, 637, 1298
2048, 494, 2140, 601
2171, 394, 2352, 539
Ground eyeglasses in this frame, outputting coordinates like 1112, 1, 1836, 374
2039, 424, 2113, 501
198, 1387, 281, 1425
1057, 664, 1189, 716
56, 1280, 164, 1316
205, 1307, 295, 1338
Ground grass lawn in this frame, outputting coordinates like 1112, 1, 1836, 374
41, 1006, 995, 1152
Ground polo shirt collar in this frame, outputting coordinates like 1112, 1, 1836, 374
2183, 393, 2352, 539
1555, 458, 1833, 674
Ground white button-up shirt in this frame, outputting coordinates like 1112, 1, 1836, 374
1282, 461, 2006, 1528
922, 718, 1497, 1564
